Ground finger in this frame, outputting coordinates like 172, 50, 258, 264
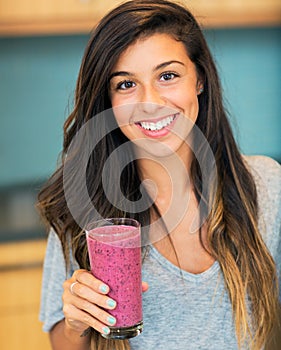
73, 270, 110, 294
64, 281, 117, 311
70, 281, 79, 295
71, 294, 117, 327
64, 303, 112, 336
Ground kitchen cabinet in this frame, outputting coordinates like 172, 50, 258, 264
0, 239, 51, 350
189, 0, 281, 27
0, 0, 123, 36
0, 0, 280, 36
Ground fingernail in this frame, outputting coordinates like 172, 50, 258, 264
102, 326, 110, 335
99, 284, 108, 293
107, 316, 116, 325
107, 299, 116, 308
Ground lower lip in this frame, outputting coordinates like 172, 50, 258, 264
135, 114, 178, 138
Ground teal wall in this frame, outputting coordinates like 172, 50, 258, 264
205, 28, 281, 161
0, 28, 280, 186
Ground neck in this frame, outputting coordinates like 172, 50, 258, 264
135, 145, 201, 244
135, 145, 194, 208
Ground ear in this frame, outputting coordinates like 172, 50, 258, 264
196, 81, 204, 95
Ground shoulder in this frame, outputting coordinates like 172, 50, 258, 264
243, 155, 281, 205
43, 229, 66, 273
242, 155, 281, 254
243, 155, 281, 191
44, 229, 80, 275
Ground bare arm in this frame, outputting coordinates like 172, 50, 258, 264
49, 319, 91, 350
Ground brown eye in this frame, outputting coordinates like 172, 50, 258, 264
160, 72, 178, 81
117, 80, 136, 90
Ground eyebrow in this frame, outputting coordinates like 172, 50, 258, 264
109, 60, 184, 81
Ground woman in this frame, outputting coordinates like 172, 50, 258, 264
38, 1, 281, 349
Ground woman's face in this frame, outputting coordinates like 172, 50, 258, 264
109, 33, 203, 158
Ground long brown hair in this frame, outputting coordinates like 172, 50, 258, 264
37, 1, 279, 349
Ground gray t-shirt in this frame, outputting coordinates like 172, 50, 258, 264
39, 155, 281, 349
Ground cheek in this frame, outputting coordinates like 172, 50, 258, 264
112, 117, 134, 142
110, 94, 119, 109
188, 94, 200, 119
112, 104, 135, 129
171, 90, 199, 114
113, 109, 126, 128
111, 90, 136, 108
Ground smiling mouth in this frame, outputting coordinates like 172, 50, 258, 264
136, 114, 177, 131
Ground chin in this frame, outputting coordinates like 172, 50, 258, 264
133, 138, 182, 159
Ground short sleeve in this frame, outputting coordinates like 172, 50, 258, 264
244, 156, 281, 302
39, 229, 79, 332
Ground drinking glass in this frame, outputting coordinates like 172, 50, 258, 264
86, 218, 143, 339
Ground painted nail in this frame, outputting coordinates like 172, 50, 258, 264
107, 316, 116, 325
107, 299, 116, 308
99, 284, 108, 293
102, 326, 110, 335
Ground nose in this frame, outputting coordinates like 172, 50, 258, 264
139, 85, 165, 114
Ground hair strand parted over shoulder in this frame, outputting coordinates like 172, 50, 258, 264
37, 1, 279, 349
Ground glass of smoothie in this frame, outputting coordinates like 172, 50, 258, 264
86, 218, 143, 339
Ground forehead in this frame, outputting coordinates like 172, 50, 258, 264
113, 33, 190, 70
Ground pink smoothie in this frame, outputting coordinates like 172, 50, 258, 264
86, 225, 142, 328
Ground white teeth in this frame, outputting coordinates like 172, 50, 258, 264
139, 115, 175, 131
149, 123, 155, 130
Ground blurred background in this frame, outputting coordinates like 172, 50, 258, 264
0, 1, 280, 349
